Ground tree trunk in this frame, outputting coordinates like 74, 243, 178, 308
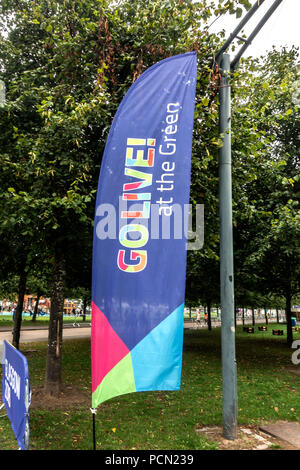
207, 301, 212, 331
264, 307, 269, 325
82, 296, 88, 322
284, 258, 293, 347
285, 286, 293, 347
12, 269, 27, 350
32, 290, 41, 322
242, 306, 245, 326
44, 249, 66, 396
276, 308, 279, 324
252, 307, 255, 326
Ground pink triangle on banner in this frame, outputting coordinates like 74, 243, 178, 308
91, 301, 130, 393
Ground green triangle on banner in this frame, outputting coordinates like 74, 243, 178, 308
92, 352, 136, 407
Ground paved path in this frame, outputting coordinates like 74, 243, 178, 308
0, 318, 288, 345
260, 422, 300, 449
0, 322, 194, 345
0, 324, 92, 344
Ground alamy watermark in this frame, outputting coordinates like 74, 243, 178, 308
95, 199, 204, 251
291, 340, 300, 365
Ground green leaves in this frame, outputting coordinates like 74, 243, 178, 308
0, 0, 297, 308
231, 47, 300, 306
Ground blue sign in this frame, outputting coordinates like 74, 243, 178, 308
2, 341, 31, 450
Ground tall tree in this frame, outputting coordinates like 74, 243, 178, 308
0, 0, 254, 392
231, 48, 300, 345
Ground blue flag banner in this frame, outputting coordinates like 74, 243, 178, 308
2, 341, 31, 450
92, 52, 197, 407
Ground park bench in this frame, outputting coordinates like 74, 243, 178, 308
244, 327, 255, 333
272, 329, 284, 336
258, 326, 267, 331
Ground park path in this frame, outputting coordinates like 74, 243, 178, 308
0, 324, 92, 344
0, 318, 283, 345
0, 320, 200, 345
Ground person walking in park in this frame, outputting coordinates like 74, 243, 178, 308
196, 309, 201, 327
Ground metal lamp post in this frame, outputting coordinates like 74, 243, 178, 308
216, 0, 284, 440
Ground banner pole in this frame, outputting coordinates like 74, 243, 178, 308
90, 408, 97, 450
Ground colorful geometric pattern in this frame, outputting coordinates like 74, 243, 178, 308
92, 303, 184, 406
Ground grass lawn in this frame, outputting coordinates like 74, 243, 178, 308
0, 324, 299, 450
0, 314, 91, 327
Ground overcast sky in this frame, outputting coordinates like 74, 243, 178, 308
209, 0, 300, 59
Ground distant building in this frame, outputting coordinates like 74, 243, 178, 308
64, 299, 81, 315
292, 306, 300, 321
24, 295, 50, 313
1, 295, 91, 316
